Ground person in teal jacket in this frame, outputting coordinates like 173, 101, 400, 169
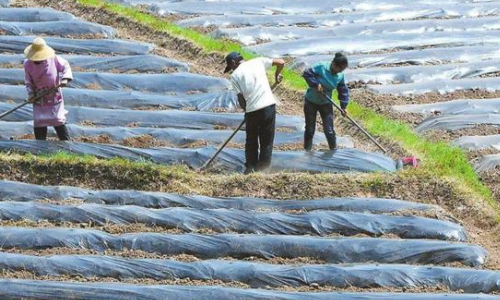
302, 52, 349, 151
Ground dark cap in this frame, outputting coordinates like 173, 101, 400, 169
223, 52, 243, 73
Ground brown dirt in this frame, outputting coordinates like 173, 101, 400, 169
76, 134, 113, 144
79, 120, 96, 127
120, 135, 173, 148
85, 82, 102, 90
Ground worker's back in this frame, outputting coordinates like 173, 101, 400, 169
230, 57, 276, 113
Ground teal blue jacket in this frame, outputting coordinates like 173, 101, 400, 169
303, 62, 349, 109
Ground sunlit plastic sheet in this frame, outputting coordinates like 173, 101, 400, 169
0, 141, 398, 173
249, 31, 500, 57
0, 54, 189, 72
0, 69, 230, 94
0, 202, 465, 240
0, 227, 486, 265
370, 77, 500, 95
0, 104, 304, 131
151, 0, 500, 16
1, 254, 500, 292
1, 280, 500, 300
0, 36, 153, 55
214, 17, 500, 46
0, 20, 116, 37
453, 134, 500, 151
0, 180, 440, 212
474, 154, 500, 172
291, 46, 500, 72
0, 122, 337, 148
0, 86, 234, 111
346, 59, 500, 85
0, 8, 75, 21
393, 99, 500, 116
177, 3, 500, 28
415, 114, 500, 133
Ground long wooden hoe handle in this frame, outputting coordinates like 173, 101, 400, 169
0, 85, 63, 121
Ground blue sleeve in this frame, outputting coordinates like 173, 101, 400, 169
337, 77, 349, 109
302, 67, 319, 88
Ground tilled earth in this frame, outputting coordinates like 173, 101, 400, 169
0, 0, 499, 299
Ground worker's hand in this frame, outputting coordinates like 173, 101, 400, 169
60, 79, 69, 87
275, 73, 283, 84
340, 108, 348, 117
27, 93, 36, 103
317, 84, 323, 93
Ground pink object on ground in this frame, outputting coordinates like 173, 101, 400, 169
401, 156, 420, 168
23, 55, 73, 127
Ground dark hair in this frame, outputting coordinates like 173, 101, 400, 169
332, 52, 348, 68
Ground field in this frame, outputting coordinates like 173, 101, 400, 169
0, 0, 499, 299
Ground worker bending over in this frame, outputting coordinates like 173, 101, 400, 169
24, 37, 73, 141
302, 52, 349, 151
223, 52, 284, 174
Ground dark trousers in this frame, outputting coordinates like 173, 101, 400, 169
304, 100, 336, 150
34, 124, 70, 141
245, 104, 276, 171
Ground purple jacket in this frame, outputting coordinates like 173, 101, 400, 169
24, 56, 73, 127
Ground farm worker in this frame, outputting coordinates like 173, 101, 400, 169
302, 52, 349, 151
23, 37, 73, 141
223, 52, 284, 174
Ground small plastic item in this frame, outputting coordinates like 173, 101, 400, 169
401, 156, 420, 168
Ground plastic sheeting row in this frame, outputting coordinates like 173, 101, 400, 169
0, 121, 338, 148
214, 17, 500, 46
151, 0, 500, 16
0, 20, 116, 37
453, 134, 500, 151
176, 2, 500, 27
0, 201, 464, 240
392, 99, 500, 132
0, 85, 233, 111
474, 154, 500, 172
0, 36, 154, 55
0, 54, 189, 73
0, 8, 75, 22
0, 180, 440, 212
1, 279, 500, 300
393, 98, 500, 116
414, 114, 500, 133
0, 103, 304, 131
1, 253, 500, 292
0, 69, 230, 94
0, 227, 487, 266
346, 59, 500, 85
291, 45, 500, 72
0, 140, 399, 173
249, 31, 500, 57
370, 77, 500, 96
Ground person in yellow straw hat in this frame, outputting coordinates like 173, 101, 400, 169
23, 37, 73, 140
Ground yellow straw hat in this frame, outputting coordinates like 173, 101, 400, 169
24, 37, 56, 61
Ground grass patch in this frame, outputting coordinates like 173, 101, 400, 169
30, 0, 496, 213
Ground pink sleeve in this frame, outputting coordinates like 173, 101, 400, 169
55, 56, 73, 81
23, 60, 35, 95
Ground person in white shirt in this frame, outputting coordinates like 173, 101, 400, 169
224, 52, 284, 174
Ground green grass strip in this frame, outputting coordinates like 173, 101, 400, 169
71, 0, 493, 206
